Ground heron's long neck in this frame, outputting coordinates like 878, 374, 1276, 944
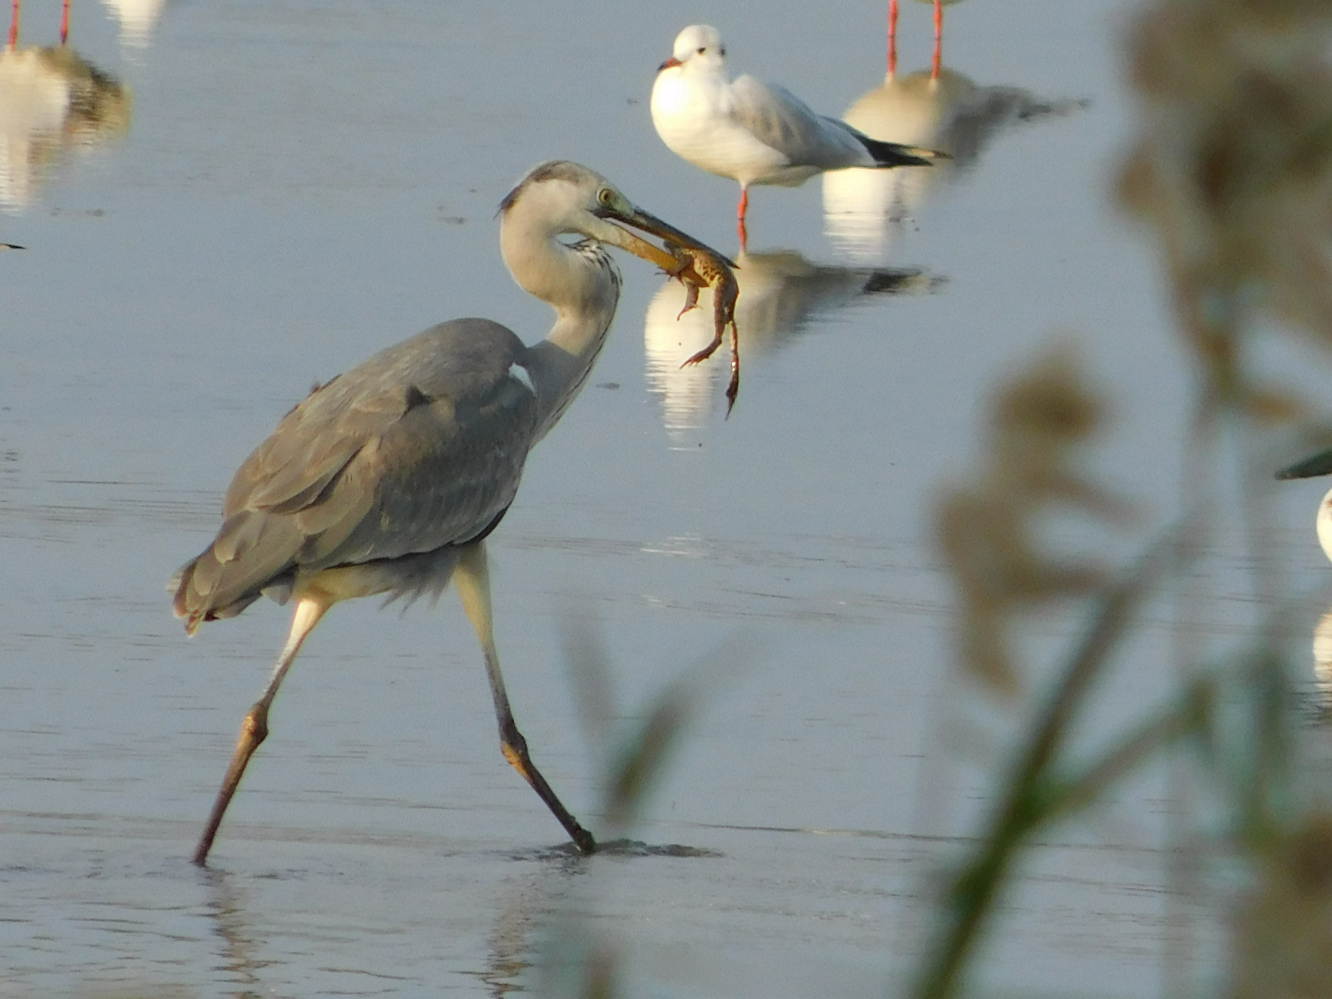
504, 224, 621, 442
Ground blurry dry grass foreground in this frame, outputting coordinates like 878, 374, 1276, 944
536, 1, 1332, 996
1121, 0, 1332, 401
937, 346, 1129, 696
919, 2, 1332, 998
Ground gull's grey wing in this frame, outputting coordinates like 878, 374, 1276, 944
174, 319, 539, 626
728, 75, 868, 168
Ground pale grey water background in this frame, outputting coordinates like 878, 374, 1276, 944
4, 0, 1332, 995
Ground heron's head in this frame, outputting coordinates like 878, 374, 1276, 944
659, 24, 726, 74
499, 160, 731, 274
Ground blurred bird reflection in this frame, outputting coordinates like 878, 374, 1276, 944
823, 66, 1083, 260
0, 42, 131, 209
1314, 608, 1332, 711
100, 0, 169, 48
644, 249, 938, 436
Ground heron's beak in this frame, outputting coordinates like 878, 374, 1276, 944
598, 203, 736, 274
1278, 447, 1332, 480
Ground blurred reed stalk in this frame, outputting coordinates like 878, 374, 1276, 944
914, 1, 1332, 997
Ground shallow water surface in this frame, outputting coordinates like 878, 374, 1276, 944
3, 0, 1329, 995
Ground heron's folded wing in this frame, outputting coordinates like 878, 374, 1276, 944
222, 323, 538, 570
295, 377, 536, 568
177, 321, 538, 624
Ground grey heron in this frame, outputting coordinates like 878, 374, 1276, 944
650, 24, 946, 248
174, 160, 733, 865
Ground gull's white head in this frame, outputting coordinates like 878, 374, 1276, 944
660, 24, 727, 75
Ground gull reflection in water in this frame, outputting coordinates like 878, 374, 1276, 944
0, 7, 131, 210
823, 66, 1084, 260
644, 249, 938, 437
101, 0, 170, 48
1314, 608, 1332, 711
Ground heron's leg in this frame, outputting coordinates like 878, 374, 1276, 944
454, 542, 596, 854
193, 596, 329, 866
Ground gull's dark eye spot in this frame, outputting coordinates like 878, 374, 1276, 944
697, 47, 706, 54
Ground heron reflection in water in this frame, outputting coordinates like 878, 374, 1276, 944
174, 162, 734, 864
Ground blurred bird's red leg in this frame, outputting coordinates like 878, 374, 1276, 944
59, 0, 68, 44
888, 0, 898, 77
932, 0, 943, 80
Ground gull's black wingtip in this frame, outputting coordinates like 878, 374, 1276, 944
1277, 447, 1332, 480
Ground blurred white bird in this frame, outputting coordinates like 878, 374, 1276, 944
1279, 448, 1332, 563
0, 45, 131, 209
823, 67, 1082, 257
650, 24, 946, 247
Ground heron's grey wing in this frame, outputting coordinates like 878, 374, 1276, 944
728, 75, 866, 168
174, 319, 538, 628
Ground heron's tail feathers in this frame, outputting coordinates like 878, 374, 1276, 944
171, 512, 298, 634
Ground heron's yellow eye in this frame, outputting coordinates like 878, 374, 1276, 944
597, 187, 614, 206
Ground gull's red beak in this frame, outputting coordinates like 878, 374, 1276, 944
657, 56, 682, 72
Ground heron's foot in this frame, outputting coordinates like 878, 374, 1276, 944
501, 730, 596, 856
571, 824, 598, 855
